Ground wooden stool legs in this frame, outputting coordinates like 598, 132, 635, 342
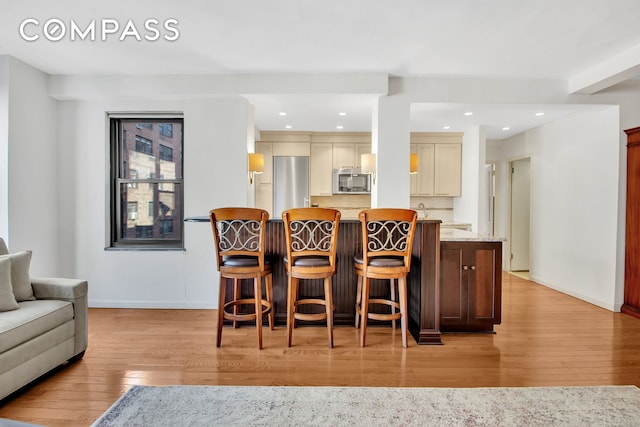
217, 274, 273, 350
287, 275, 334, 348
355, 275, 408, 348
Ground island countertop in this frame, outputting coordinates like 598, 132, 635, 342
440, 228, 506, 242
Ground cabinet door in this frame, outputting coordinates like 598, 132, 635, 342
416, 144, 435, 195
255, 183, 273, 217
440, 241, 502, 331
434, 144, 461, 196
255, 143, 272, 185
354, 144, 371, 168
332, 143, 355, 169
440, 244, 467, 326
310, 143, 333, 196
466, 243, 502, 325
410, 144, 418, 195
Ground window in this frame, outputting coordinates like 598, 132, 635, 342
159, 144, 173, 161
110, 116, 184, 249
128, 169, 138, 188
159, 123, 173, 138
127, 202, 138, 220
135, 136, 153, 155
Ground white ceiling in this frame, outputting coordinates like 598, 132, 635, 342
2, 0, 640, 138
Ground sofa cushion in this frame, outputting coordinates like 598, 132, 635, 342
0, 258, 19, 312
0, 251, 35, 301
0, 300, 73, 354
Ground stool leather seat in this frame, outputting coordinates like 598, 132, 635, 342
353, 255, 404, 267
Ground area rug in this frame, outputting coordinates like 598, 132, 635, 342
92, 385, 640, 426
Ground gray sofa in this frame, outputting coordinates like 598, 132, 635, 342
0, 238, 88, 401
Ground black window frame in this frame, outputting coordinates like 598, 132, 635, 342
109, 115, 184, 250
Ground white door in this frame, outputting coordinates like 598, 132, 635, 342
510, 157, 530, 271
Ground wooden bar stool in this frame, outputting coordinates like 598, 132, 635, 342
282, 208, 341, 348
354, 208, 417, 348
209, 207, 273, 349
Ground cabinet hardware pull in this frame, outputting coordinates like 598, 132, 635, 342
470, 265, 476, 270
462, 265, 468, 270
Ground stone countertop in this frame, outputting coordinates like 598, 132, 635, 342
439, 228, 506, 242
185, 216, 502, 242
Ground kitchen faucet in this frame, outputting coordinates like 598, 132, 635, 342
417, 202, 427, 219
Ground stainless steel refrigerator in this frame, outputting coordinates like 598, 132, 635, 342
273, 156, 310, 218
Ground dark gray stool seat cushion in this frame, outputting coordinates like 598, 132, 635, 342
353, 255, 404, 267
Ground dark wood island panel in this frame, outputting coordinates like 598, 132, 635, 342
218, 219, 443, 345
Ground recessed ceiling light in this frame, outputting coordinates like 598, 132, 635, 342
502, 127, 510, 131
535, 112, 545, 117
338, 112, 347, 116
279, 112, 287, 116
443, 126, 451, 130
285, 125, 292, 129
336, 125, 344, 130
464, 112, 473, 116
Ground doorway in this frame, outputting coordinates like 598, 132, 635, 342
509, 157, 531, 273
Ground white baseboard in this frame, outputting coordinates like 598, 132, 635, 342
89, 300, 216, 309
529, 275, 618, 312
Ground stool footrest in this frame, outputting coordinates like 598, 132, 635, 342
295, 298, 327, 307
223, 299, 272, 322
367, 312, 402, 321
368, 298, 400, 308
294, 312, 328, 321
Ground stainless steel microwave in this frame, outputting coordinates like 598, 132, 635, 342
332, 168, 371, 194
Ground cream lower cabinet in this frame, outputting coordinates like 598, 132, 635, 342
254, 143, 273, 216
311, 143, 333, 196
410, 143, 461, 197
255, 183, 273, 217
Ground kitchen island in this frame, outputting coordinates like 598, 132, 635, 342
187, 217, 504, 344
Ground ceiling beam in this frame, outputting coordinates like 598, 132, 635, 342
569, 43, 640, 94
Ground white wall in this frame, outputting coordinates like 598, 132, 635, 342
487, 107, 620, 310
0, 57, 59, 275
57, 97, 251, 308
0, 57, 8, 241
454, 126, 486, 232
371, 96, 411, 208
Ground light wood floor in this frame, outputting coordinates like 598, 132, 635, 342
1, 273, 639, 426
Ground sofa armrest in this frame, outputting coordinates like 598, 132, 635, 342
31, 277, 88, 356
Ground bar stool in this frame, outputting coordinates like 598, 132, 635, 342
354, 208, 417, 348
282, 208, 341, 348
209, 207, 273, 349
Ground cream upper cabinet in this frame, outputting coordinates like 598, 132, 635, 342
310, 143, 333, 196
332, 143, 371, 169
354, 144, 370, 168
410, 142, 461, 197
411, 144, 435, 196
332, 143, 355, 169
254, 142, 273, 185
434, 144, 461, 196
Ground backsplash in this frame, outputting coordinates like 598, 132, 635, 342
310, 194, 454, 222
410, 196, 454, 222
